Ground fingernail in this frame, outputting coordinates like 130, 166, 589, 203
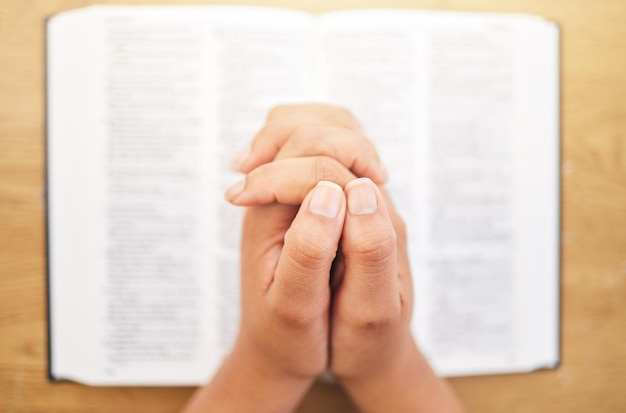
231, 146, 250, 171
309, 181, 343, 218
346, 178, 378, 215
225, 178, 245, 201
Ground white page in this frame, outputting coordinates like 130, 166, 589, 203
418, 13, 559, 376
316, 10, 559, 376
203, 7, 314, 358
514, 17, 560, 373
315, 11, 422, 253
49, 6, 219, 385
48, 5, 314, 385
48, 7, 100, 384
417, 13, 521, 376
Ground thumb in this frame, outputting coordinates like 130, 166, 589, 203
337, 178, 400, 325
267, 181, 346, 325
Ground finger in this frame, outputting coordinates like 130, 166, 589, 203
336, 178, 402, 327
273, 126, 387, 184
240, 203, 300, 297
225, 156, 357, 206
267, 181, 347, 325
267, 104, 363, 130
379, 187, 414, 316
232, 104, 363, 173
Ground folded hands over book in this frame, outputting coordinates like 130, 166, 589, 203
181, 104, 466, 413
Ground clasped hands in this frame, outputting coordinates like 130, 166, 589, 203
183, 104, 464, 413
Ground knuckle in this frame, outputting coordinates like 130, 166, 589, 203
266, 105, 289, 121
267, 296, 317, 328
291, 126, 325, 151
284, 228, 334, 272
313, 156, 342, 184
391, 214, 408, 245
365, 140, 380, 159
350, 228, 396, 264
291, 125, 317, 140
399, 289, 413, 317
350, 308, 399, 333
331, 106, 358, 127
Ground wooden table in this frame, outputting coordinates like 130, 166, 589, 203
1, 0, 625, 411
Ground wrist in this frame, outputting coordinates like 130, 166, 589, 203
183, 339, 314, 413
338, 334, 424, 391
228, 335, 316, 389
337, 336, 465, 413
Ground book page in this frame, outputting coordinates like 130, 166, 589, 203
49, 6, 219, 385
315, 12, 422, 245
417, 14, 559, 376
48, 5, 313, 385
204, 8, 314, 358
48, 7, 100, 384
418, 15, 521, 375
317, 10, 559, 376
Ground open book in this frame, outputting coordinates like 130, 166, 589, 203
47, 5, 560, 385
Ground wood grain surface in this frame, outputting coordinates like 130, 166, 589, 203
1, 0, 625, 412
